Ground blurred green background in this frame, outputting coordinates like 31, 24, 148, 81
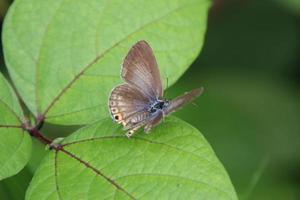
0, 0, 299, 199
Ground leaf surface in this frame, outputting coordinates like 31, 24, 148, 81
26, 117, 237, 200
0, 73, 31, 180
3, 0, 210, 125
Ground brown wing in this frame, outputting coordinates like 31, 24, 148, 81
164, 87, 204, 116
122, 40, 163, 100
109, 83, 150, 129
126, 110, 163, 137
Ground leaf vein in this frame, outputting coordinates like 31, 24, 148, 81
54, 151, 63, 200
0, 130, 25, 172
59, 148, 137, 200
0, 98, 22, 123
46, 103, 104, 119
35, 0, 64, 114
63, 136, 222, 171
115, 173, 233, 199
0, 125, 22, 128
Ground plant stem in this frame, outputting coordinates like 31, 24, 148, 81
22, 116, 54, 146
28, 128, 52, 145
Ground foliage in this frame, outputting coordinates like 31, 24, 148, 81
3, 0, 209, 125
26, 118, 237, 200
0, 73, 31, 180
0, 0, 238, 199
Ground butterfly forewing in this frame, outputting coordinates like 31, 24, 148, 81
122, 40, 163, 99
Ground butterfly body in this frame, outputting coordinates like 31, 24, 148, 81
148, 99, 168, 113
108, 40, 203, 137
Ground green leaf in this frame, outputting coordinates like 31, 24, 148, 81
0, 73, 31, 180
26, 117, 237, 200
0, 166, 33, 200
3, 0, 210, 125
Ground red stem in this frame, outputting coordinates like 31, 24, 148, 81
22, 116, 54, 146
28, 128, 52, 145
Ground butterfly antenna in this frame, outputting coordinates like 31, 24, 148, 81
166, 77, 169, 89
191, 102, 201, 110
164, 76, 169, 98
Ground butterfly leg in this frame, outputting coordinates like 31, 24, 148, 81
126, 117, 150, 138
144, 111, 163, 134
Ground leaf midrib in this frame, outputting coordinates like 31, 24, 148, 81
63, 135, 222, 171
115, 173, 233, 199
55, 148, 137, 200
56, 135, 232, 199
0, 125, 22, 128
35, 0, 64, 114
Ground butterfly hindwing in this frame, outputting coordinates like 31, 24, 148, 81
109, 83, 150, 128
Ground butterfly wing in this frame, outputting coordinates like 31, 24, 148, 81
122, 40, 163, 100
109, 83, 151, 130
164, 87, 204, 116
110, 40, 201, 137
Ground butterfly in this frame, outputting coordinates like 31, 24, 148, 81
108, 40, 203, 137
